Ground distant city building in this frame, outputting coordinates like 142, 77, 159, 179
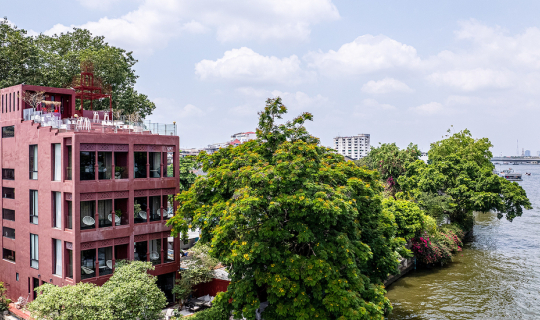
537, 151, 540, 157
525, 150, 531, 157
333, 134, 370, 160
420, 151, 428, 163
181, 131, 257, 156
230, 132, 256, 145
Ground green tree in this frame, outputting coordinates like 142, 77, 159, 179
399, 129, 532, 229
168, 98, 407, 320
382, 198, 428, 241
175, 156, 199, 192
0, 18, 155, 118
355, 143, 421, 197
0, 282, 11, 311
27, 261, 166, 320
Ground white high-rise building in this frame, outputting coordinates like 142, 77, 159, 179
333, 134, 370, 160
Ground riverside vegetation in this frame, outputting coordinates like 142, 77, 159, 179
168, 99, 532, 320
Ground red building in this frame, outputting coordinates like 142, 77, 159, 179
0, 84, 180, 303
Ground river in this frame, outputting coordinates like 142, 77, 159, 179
387, 164, 540, 320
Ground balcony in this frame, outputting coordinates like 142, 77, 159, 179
23, 109, 176, 136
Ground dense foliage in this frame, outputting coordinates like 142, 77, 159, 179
399, 129, 532, 229
355, 143, 421, 196
177, 156, 199, 192
27, 261, 166, 320
0, 18, 155, 117
169, 98, 408, 320
0, 282, 10, 311
382, 198, 428, 241
410, 226, 464, 265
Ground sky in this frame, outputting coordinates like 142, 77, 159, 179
4, 0, 540, 155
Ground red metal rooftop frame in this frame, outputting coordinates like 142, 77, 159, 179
72, 61, 112, 112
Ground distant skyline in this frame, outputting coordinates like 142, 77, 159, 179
5, 1, 540, 154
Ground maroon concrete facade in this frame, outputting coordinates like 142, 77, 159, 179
0, 85, 180, 302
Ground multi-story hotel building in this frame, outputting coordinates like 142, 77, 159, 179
0, 83, 180, 303
333, 134, 370, 160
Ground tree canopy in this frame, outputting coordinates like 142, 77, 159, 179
27, 261, 166, 320
0, 18, 155, 118
168, 98, 408, 320
399, 129, 531, 228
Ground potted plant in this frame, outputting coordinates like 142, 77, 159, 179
114, 209, 122, 218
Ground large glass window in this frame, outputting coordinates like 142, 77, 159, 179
98, 247, 113, 276
134, 241, 147, 262
134, 197, 147, 224
53, 192, 61, 228
2, 126, 14, 138
114, 152, 128, 179
30, 190, 38, 224
166, 152, 174, 177
2, 209, 14, 221
81, 249, 95, 279
67, 247, 73, 279
3, 227, 15, 239
2, 169, 14, 180
80, 201, 95, 230
164, 195, 174, 219
80, 151, 95, 180
30, 234, 38, 269
149, 196, 161, 222
134, 152, 147, 178
53, 239, 62, 276
53, 144, 61, 181
3, 187, 14, 199
29, 145, 38, 179
2, 248, 15, 263
150, 239, 161, 265
98, 199, 113, 228
66, 201, 72, 230
98, 152, 112, 180
164, 238, 174, 263
149, 152, 161, 178
66, 146, 72, 180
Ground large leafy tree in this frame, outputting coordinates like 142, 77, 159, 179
399, 129, 531, 228
168, 98, 408, 320
355, 143, 421, 197
27, 261, 166, 320
0, 18, 155, 118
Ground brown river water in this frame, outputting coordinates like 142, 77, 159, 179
386, 164, 540, 320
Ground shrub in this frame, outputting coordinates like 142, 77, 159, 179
411, 225, 464, 265
0, 282, 11, 311
383, 198, 428, 240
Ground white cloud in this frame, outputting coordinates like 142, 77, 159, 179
410, 102, 445, 115
195, 47, 306, 84
271, 90, 329, 110
361, 78, 413, 94
427, 68, 513, 91
43, 0, 339, 55
305, 35, 421, 76
77, 0, 126, 10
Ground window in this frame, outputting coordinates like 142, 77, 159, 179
98, 152, 112, 180
134, 241, 147, 262
2, 126, 14, 138
2, 169, 14, 180
30, 234, 39, 269
3, 227, 15, 239
66, 246, 73, 279
53, 239, 62, 276
150, 196, 161, 222
66, 201, 72, 230
80, 151, 95, 180
134, 152, 147, 178
98, 247, 113, 276
66, 146, 72, 180
150, 239, 161, 265
53, 144, 61, 181
166, 152, 174, 177
2, 209, 14, 221
164, 238, 174, 263
98, 199, 113, 228
149, 152, 161, 178
134, 197, 147, 224
16, 273, 19, 281
53, 192, 61, 228
3, 248, 15, 263
81, 249, 95, 279
30, 190, 38, 224
29, 145, 38, 179
80, 201, 95, 230
114, 152, 128, 179
3, 187, 14, 199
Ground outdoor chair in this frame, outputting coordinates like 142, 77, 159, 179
82, 216, 95, 226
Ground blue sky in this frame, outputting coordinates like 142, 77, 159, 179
4, 0, 540, 155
